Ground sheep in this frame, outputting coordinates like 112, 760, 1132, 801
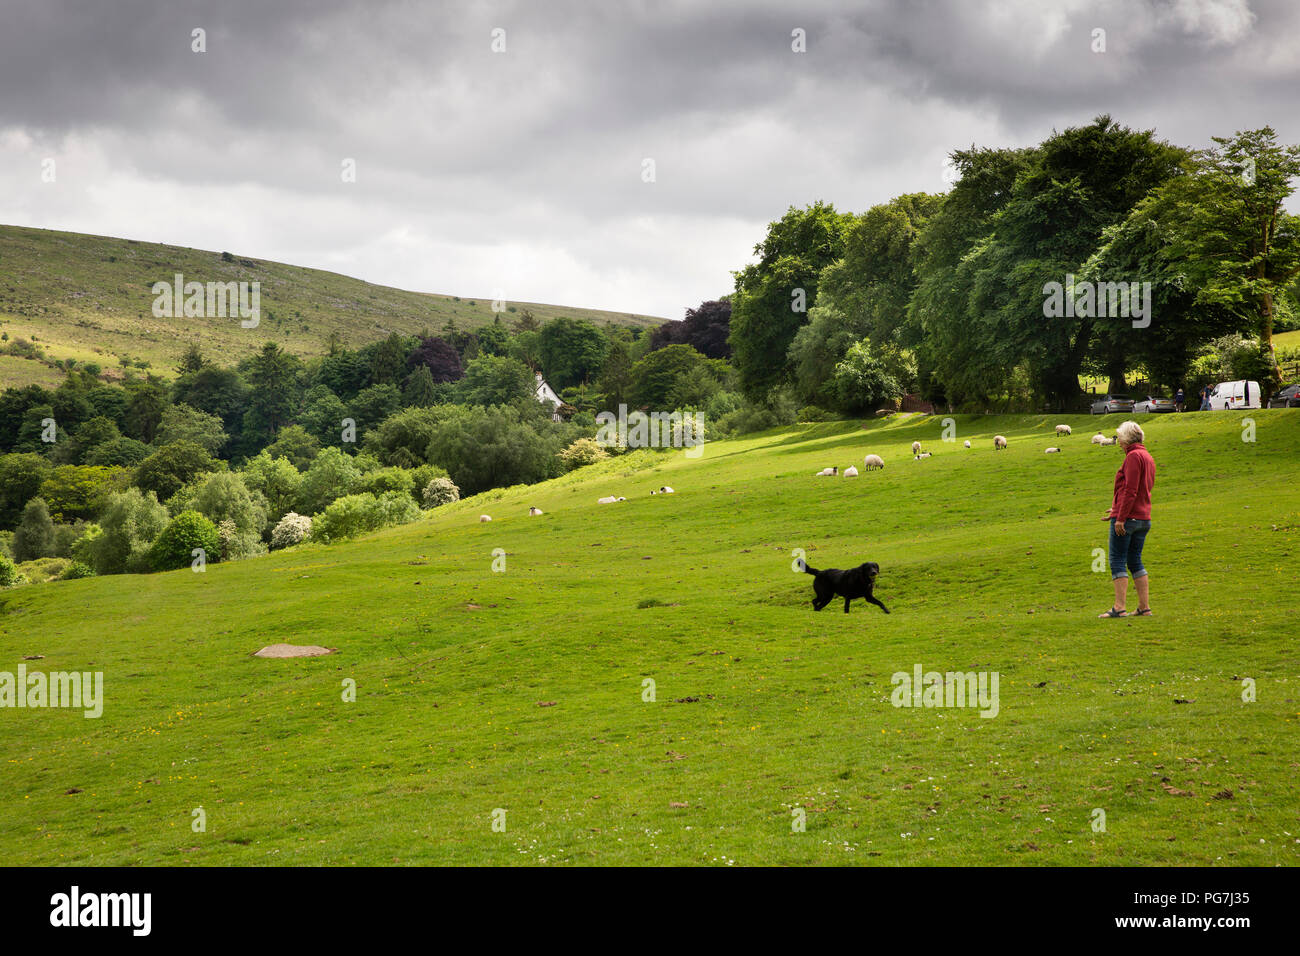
528, 507, 544, 516
1055, 424, 1072, 436
863, 454, 885, 471
617, 497, 627, 501
1098, 436, 1117, 446
911, 440, 922, 456
843, 465, 859, 477
963, 440, 971, 448
650, 486, 675, 495
597, 496, 618, 504
914, 451, 933, 460
1044, 447, 1061, 454
994, 435, 1007, 450
1091, 433, 1106, 444
815, 466, 838, 477
479, 515, 492, 522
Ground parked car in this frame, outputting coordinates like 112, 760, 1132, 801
1206, 380, 1262, 410
1090, 393, 1135, 414
1268, 384, 1300, 408
1133, 395, 1177, 414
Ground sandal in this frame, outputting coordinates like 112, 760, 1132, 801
1133, 608, 1153, 616
1098, 607, 1128, 618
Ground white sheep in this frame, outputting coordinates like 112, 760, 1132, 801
1091, 433, 1106, 444
914, 451, 933, 460
617, 496, 626, 501
597, 496, 618, 504
1045, 447, 1061, 454
843, 465, 859, 477
1098, 436, 1117, 446
479, 515, 492, 522
911, 440, 922, 456
1055, 424, 1072, 436
650, 486, 675, 495
963, 440, 971, 448
815, 466, 838, 477
528, 507, 544, 516
863, 454, 885, 471
994, 435, 1007, 450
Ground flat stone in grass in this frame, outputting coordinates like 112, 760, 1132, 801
253, 643, 336, 659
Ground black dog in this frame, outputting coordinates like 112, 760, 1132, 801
801, 560, 889, 614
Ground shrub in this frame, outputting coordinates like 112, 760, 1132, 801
422, 476, 460, 508
312, 491, 420, 543
170, 472, 268, 556
351, 466, 415, 498
409, 464, 449, 504
270, 512, 312, 549
0, 553, 17, 587
297, 447, 362, 515
240, 452, 302, 525
17, 557, 70, 583
559, 438, 609, 471
58, 560, 96, 580
150, 510, 221, 571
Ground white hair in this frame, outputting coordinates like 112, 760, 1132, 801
1115, 420, 1144, 445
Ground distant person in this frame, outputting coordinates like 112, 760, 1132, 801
1099, 420, 1156, 619
1199, 384, 1211, 411
1174, 387, 1184, 412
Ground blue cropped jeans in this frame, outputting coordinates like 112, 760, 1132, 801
1108, 519, 1151, 580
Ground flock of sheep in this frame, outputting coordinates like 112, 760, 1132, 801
812, 424, 1119, 477
478, 486, 675, 522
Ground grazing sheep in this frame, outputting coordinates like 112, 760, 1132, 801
479, 515, 492, 522
1045, 447, 1061, 454
1098, 436, 1117, 446
1055, 424, 1072, 436
914, 451, 933, 460
911, 441, 922, 456
650, 486, 675, 495
815, 466, 839, 477
994, 435, 1007, 450
863, 454, 885, 471
597, 496, 618, 504
1091, 433, 1106, 444
528, 507, 544, 516
843, 465, 859, 477
617, 497, 627, 501
963, 440, 971, 448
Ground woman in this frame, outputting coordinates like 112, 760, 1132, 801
1099, 420, 1156, 618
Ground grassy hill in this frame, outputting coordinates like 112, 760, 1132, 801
1, 410, 1297, 865
0, 224, 667, 385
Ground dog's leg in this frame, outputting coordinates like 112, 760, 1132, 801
844, 597, 852, 614
866, 595, 890, 614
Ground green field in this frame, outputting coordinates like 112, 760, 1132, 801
1, 410, 1296, 865
0, 224, 666, 385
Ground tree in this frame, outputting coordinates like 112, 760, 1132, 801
360, 406, 451, 468
297, 446, 362, 515
367, 332, 411, 386
627, 344, 713, 409
242, 342, 302, 443
240, 451, 303, 523
12, 497, 55, 562
54, 416, 121, 465
458, 355, 535, 407
648, 299, 732, 360
122, 382, 169, 443
830, 340, 905, 414
1156, 127, 1300, 388
425, 405, 564, 496
315, 348, 369, 401
728, 201, 855, 399
172, 366, 249, 433
477, 318, 509, 356
596, 341, 634, 410
176, 343, 207, 375
87, 488, 169, 574
297, 385, 348, 447
133, 441, 219, 502
350, 384, 402, 436
0, 453, 52, 528
172, 471, 268, 558
406, 336, 464, 382
263, 424, 322, 469
38, 465, 127, 522
402, 366, 442, 407
84, 436, 153, 468
538, 318, 610, 390
156, 404, 228, 454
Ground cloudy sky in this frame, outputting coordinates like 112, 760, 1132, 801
1, 0, 1296, 320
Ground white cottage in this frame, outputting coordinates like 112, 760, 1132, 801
535, 373, 563, 422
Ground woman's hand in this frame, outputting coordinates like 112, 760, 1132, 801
1114, 519, 1127, 536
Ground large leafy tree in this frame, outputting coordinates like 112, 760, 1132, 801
728, 201, 855, 400
407, 335, 464, 382
242, 343, 302, 443
538, 318, 609, 390
649, 300, 733, 360
969, 117, 1187, 409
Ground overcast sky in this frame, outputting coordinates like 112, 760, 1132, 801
1, 0, 1296, 320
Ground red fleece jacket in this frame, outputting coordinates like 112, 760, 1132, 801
1111, 442, 1155, 522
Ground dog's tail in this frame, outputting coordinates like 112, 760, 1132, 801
799, 560, 819, 575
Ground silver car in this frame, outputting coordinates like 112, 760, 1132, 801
1133, 395, 1177, 413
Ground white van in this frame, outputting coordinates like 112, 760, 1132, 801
1207, 380, 1262, 410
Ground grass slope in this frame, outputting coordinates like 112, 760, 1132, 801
1, 411, 1297, 866
0, 224, 666, 384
